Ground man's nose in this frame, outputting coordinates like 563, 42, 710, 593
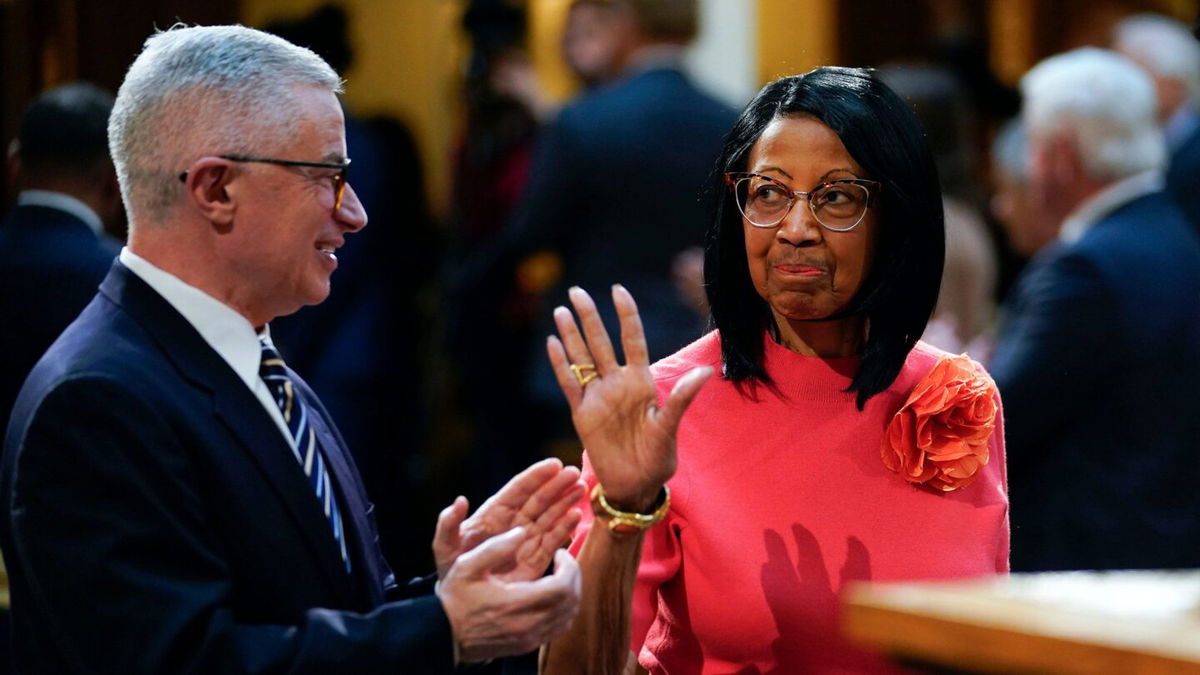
336, 182, 368, 231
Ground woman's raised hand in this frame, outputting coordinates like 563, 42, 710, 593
546, 285, 712, 511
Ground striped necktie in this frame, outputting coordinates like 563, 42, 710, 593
258, 337, 351, 572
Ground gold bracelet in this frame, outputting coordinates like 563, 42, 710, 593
591, 483, 670, 534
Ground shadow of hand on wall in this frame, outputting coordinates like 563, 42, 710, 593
731, 524, 872, 674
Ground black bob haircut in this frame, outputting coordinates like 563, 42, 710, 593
704, 67, 945, 410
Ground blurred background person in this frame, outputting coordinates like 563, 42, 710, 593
0, 80, 121, 673
1113, 12, 1200, 230
445, 0, 563, 519
989, 120, 1061, 261
880, 65, 998, 359
991, 47, 1200, 572
260, 4, 440, 580
487, 0, 737, 471
489, 0, 622, 123
560, 0, 621, 91
0, 82, 121, 431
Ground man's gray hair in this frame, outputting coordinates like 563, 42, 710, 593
1021, 47, 1165, 181
1114, 13, 1200, 104
108, 24, 342, 226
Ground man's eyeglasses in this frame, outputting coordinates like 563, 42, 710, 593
179, 155, 351, 210
725, 172, 880, 232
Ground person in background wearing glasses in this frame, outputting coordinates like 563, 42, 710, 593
540, 68, 1009, 674
0, 25, 587, 673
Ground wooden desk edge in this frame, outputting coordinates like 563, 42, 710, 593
843, 595, 1200, 674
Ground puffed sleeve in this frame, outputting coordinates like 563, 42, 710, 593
990, 387, 1010, 574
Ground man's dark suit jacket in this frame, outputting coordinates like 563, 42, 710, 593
0, 204, 119, 431
1167, 126, 1200, 230
505, 65, 737, 400
0, 262, 453, 673
990, 190, 1200, 572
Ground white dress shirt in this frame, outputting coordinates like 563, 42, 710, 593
118, 247, 295, 448
17, 190, 105, 237
1058, 170, 1165, 245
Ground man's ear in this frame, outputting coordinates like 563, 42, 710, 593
1048, 132, 1082, 186
182, 158, 237, 228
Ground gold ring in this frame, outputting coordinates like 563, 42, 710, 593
570, 363, 599, 387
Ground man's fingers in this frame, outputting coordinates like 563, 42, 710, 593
546, 335, 583, 409
553, 548, 583, 598
543, 507, 583, 550
492, 457, 564, 510
527, 478, 585, 537
568, 287, 620, 374
456, 526, 525, 577
458, 528, 490, 554
657, 366, 714, 435
516, 548, 582, 610
518, 466, 583, 526
433, 496, 468, 551
613, 284, 649, 368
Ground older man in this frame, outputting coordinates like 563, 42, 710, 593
990, 48, 1200, 571
1113, 13, 1200, 230
0, 26, 582, 673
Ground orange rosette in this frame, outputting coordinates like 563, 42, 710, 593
881, 354, 998, 492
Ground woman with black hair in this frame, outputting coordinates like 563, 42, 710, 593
541, 67, 1008, 674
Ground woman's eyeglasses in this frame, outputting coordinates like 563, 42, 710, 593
725, 172, 880, 232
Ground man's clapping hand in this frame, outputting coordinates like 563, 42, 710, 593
431, 458, 586, 661
436, 528, 582, 662
432, 458, 585, 582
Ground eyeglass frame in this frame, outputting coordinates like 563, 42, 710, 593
724, 171, 881, 232
178, 155, 352, 211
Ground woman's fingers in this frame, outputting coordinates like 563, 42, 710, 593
567, 287, 620, 375
612, 284, 649, 368
657, 366, 714, 435
546, 335, 583, 409
552, 305, 593, 367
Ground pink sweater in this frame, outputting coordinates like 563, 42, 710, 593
573, 331, 1009, 674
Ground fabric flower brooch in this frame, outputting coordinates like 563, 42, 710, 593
881, 354, 998, 492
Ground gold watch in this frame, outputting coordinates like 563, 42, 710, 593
591, 483, 670, 535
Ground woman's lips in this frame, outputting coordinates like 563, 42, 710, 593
774, 264, 825, 277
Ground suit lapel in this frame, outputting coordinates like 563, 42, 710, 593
297, 388, 384, 607
98, 262, 358, 604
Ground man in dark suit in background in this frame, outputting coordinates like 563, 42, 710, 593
0, 25, 582, 673
990, 48, 1200, 572
0, 83, 122, 429
1114, 13, 1200, 231
478, 0, 735, 469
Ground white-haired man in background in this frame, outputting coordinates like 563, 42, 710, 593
1113, 12, 1200, 229
990, 48, 1200, 573
0, 25, 584, 673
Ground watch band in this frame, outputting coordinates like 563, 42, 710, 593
590, 483, 670, 535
